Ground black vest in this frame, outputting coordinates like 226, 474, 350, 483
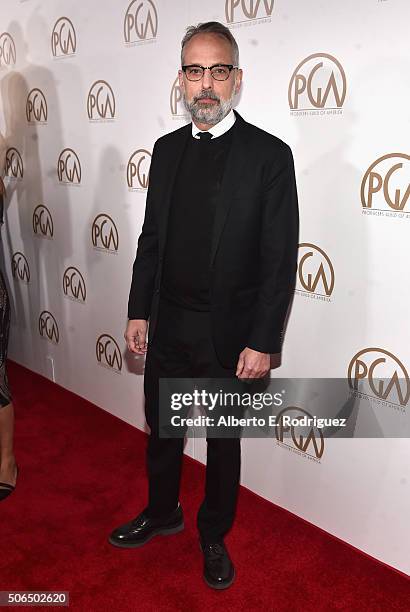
161, 123, 235, 310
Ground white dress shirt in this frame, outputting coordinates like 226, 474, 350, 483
191, 108, 236, 139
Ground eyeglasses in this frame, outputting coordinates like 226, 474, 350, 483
181, 64, 238, 81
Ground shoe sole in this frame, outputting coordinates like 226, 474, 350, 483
108, 522, 184, 548
203, 568, 235, 590
199, 542, 236, 590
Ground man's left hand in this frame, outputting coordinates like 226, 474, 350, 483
235, 347, 270, 379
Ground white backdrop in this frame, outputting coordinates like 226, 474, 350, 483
1, 0, 409, 575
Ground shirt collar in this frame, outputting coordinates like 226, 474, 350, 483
192, 108, 236, 140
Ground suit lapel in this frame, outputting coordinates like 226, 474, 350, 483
158, 123, 191, 254
209, 110, 248, 267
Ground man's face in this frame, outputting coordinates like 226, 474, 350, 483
178, 33, 242, 126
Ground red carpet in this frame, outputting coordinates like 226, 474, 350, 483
1, 361, 409, 611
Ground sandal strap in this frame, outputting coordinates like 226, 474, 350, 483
0, 482, 15, 490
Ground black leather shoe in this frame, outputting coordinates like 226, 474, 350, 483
201, 541, 235, 589
109, 505, 184, 548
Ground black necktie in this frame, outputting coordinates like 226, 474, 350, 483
197, 132, 213, 141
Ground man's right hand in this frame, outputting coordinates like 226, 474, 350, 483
124, 319, 148, 355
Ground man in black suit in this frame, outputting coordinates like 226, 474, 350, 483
109, 21, 298, 589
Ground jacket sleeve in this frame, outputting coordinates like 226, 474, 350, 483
127, 141, 159, 320
246, 143, 299, 353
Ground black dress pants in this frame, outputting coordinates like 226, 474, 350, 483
143, 296, 241, 544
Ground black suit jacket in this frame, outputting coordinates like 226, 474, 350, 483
128, 110, 299, 368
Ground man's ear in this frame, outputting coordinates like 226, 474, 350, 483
235, 69, 243, 94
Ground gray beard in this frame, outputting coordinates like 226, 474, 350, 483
183, 89, 235, 126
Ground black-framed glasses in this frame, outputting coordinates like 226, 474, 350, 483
181, 64, 238, 81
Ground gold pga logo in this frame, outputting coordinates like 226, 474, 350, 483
26, 88, 48, 123
33, 205, 53, 239
5, 148, 23, 179
296, 243, 335, 299
63, 267, 86, 302
170, 76, 187, 118
11, 252, 30, 283
0, 32, 16, 67
361, 153, 410, 215
96, 334, 122, 372
348, 348, 410, 408
275, 407, 325, 460
39, 311, 59, 344
57, 148, 81, 184
127, 149, 151, 190
87, 81, 115, 121
288, 53, 346, 112
51, 17, 76, 57
124, 0, 158, 44
225, 0, 274, 24
91, 214, 119, 253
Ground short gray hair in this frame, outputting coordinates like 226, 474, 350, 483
181, 21, 239, 66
